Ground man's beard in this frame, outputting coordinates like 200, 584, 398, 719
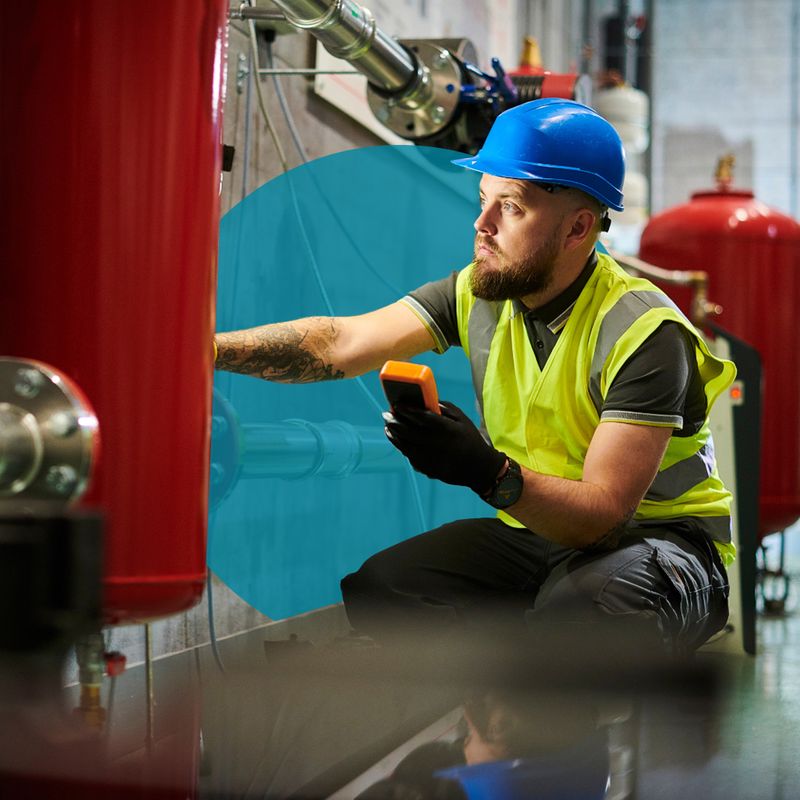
470, 231, 560, 301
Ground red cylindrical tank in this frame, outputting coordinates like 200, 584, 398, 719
1, 1, 227, 622
509, 35, 586, 101
639, 170, 800, 539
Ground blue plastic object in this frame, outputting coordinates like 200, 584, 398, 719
459, 57, 518, 112
452, 98, 625, 211
435, 730, 610, 800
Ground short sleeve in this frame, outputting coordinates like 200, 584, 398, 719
601, 322, 705, 436
400, 271, 461, 354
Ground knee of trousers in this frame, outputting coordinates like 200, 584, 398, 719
529, 541, 726, 653
532, 546, 670, 622
526, 559, 669, 653
532, 568, 618, 620
339, 554, 430, 637
340, 553, 400, 609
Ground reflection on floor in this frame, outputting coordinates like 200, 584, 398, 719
192, 605, 800, 799
4, 601, 800, 799
635, 610, 800, 799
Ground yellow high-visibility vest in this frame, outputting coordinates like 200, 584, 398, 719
454, 252, 737, 563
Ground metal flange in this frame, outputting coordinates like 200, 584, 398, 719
0, 358, 98, 503
367, 40, 462, 140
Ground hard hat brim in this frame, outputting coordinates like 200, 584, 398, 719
451, 154, 624, 212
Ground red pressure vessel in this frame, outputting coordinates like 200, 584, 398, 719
639, 164, 800, 539
1, 1, 227, 622
509, 36, 587, 101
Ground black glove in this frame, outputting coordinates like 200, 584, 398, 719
383, 400, 507, 496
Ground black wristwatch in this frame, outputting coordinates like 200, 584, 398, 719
482, 457, 524, 509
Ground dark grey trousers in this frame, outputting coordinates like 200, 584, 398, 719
340, 517, 730, 653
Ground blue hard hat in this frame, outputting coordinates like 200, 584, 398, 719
452, 98, 625, 211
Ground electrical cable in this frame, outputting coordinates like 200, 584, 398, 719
247, 15, 289, 172
282, 155, 430, 533
206, 567, 228, 675
264, 38, 309, 164
241, 48, 254, 201
245, 24, 429, 533
205, 506, 228, 676
265, 36, 407, 299
208, 12, 430, 654
262, 36, 409, 290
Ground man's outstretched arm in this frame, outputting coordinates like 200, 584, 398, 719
214, 301, 436, 383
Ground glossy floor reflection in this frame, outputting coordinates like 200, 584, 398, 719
319, 608, 800, 800
5, 601, 800, 798
635, 609, 800, 799
196, 610, 800, 800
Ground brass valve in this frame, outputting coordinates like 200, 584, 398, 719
74, 683, 106, 731
519, 36, 543, 70
715, 154, 735, 191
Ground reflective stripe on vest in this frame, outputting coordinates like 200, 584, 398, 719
585, 290, 729, 510
588, 290, 682, 413
467, 298, 502, 424
646, 441, 716, 502
454, 254, 736, 543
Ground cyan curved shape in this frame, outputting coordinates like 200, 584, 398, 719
209, 145, 488, 620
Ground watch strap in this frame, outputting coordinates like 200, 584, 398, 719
482, 457, 523, 509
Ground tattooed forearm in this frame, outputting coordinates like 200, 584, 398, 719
215, 318, 345, 383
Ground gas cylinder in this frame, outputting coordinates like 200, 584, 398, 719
1, 0, 228, 622
593, 84, 649, 155
639, 157, 800, 539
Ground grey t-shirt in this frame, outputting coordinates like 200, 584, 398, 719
402, 258, 706, 436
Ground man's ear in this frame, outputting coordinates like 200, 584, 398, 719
563, 208, 598, 252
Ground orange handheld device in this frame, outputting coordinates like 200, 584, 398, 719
379, 361, 440, 414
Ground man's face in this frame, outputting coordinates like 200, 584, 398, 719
463, 708, 509, 766
470, 174, 566, 301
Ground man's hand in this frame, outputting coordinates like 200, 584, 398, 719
383, 401, 507, 496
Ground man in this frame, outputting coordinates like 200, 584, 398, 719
215, 98, 734, 653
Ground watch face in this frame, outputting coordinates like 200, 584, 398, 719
491, 461, 523, 509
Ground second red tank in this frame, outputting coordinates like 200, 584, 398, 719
639, 159, 800, 539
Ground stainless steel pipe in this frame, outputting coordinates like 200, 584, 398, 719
230, 4, 288, 22
269, 0, 417, 92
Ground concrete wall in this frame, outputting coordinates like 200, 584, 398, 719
651, 0, 800, 216
523, 0, 585, 72
220, 19, 383, 214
